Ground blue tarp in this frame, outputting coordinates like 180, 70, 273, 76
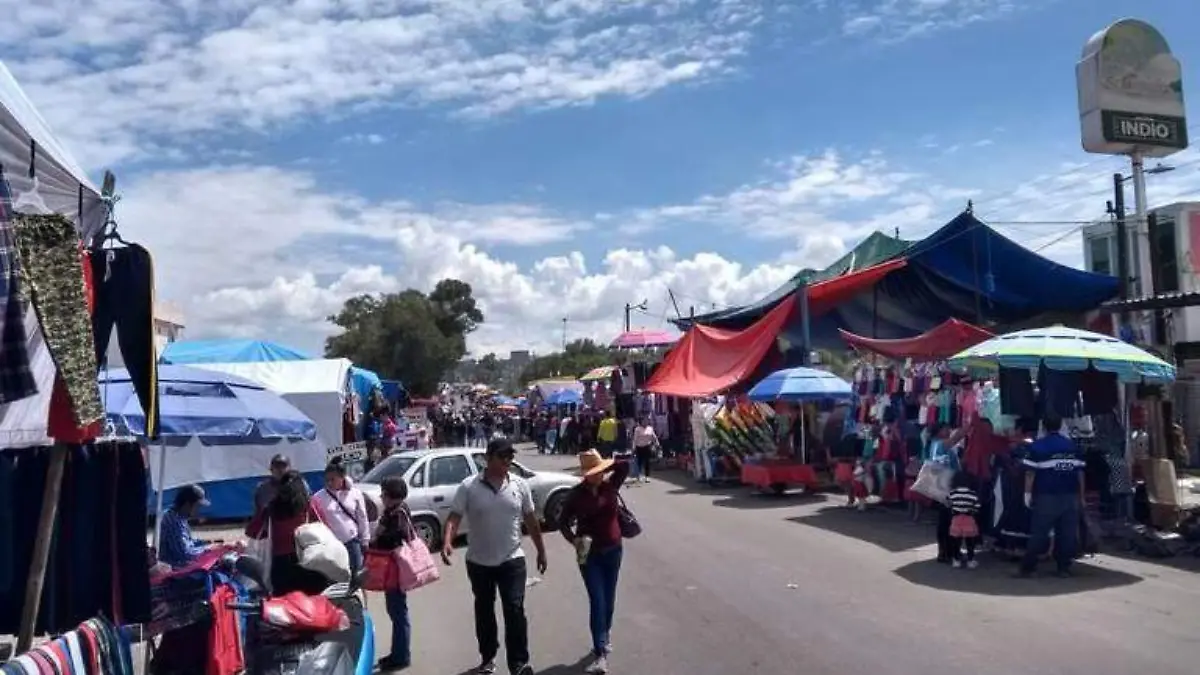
381, 380, 406, 404
100, 365, 318, 440
351, 366, 383, 408
689, 212, 1120, 349
161, 339, 311, 364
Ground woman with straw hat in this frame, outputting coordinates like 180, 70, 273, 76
558, 450, 632, 674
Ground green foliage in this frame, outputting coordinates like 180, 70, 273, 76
519, 338, 615, 385
324, 279, 484, 396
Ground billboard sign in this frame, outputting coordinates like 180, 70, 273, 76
1077, 19, 1187, 157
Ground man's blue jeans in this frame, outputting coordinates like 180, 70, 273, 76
1020, 492, 1081, 574
581, 545, 623, 657
384, 590, 411, 666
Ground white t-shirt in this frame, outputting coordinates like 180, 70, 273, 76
451, 474, 536, 566
632, 424, 658, 449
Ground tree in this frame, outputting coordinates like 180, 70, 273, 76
324, 279, 484, 396
519, 338, 616, 385
475, 353, 504, 388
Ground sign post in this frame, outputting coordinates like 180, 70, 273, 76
1078, 18, 1188, 310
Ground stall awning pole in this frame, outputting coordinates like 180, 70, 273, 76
17, 444, 68, 652
152, 441, 168, 550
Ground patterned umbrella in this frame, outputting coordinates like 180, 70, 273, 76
947, 325, 1175, 383
611, 329, 679, 349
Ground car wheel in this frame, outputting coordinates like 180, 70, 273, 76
542, 491, 568, 530
412, 516, 442, 550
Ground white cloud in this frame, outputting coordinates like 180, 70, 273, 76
835, 0, 1048, 44
1, 0, 762, 168
340, 133, 387, 145
116, 162, 803, 356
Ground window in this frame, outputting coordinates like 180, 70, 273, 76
1088, 236, 1112, 276
1149, 215, 1179, 293
428, 455, 472, 487
408, 463, 426, 488
362, 455, 416, 484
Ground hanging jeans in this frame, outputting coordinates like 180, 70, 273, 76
91, 244, 158, 437
581, 545, 622, 657
12, 214, 102, 426
1020, 492, 1081, 575
466, 558, 529, 672
383, 591, 411, 666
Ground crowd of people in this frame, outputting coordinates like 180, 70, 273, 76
156, 432, 636, 675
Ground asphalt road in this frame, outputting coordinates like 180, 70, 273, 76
379, 451, 1200, 675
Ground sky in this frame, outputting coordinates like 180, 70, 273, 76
4, 0, 1200, 359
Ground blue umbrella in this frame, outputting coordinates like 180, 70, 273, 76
98, 364, 318, 440
747, 367, 853, 403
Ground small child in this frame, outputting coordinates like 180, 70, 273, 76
946, 471, 981, 569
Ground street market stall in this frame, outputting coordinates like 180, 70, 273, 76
742, 367, 853, 493
0, 58, 153, 660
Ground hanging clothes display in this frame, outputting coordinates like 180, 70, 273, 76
48, 244, 101, 442
91, 243, 159, 438
11, 213, 103, 426
1, 615, 133, 675
0, 167, 37, 405
0, 442, 152, 634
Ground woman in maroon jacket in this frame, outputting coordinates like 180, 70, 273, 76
558, 450, 631, 675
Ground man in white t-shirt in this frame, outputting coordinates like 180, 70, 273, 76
632, 417, 659, 484
442, 439, 547, 675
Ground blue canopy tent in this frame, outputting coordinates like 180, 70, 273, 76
545, 389, 583, 406
381, 380, 406, 406
681, 211, 1120, 352
99, 364, 320, 525
160, 339, 312, 364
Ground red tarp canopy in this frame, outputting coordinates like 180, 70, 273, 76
647, 260, 906, 397
838, 318, 993, 361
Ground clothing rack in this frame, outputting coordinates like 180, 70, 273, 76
13, 158, 121, 653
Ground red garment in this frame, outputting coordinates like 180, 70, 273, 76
80, 624, 102, 674
246, 502, 324, 556
207, 585, 245, 675
47, 246, 102, 441
559, 460, 631, 552
961, 420, 1008, 481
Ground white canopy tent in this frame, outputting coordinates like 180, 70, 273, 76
0, 58, 112, 651
0, 60, 109, 449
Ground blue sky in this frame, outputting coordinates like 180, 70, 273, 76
4, 0, 1199, 355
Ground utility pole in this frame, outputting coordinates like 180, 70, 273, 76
561, 317, 568, 350
623, 303, 631, 332
1111, 172, 1130, 308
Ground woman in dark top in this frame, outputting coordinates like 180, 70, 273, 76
559, 450, 630, 675
246, 470, 326, 595
372, 476, 415, 671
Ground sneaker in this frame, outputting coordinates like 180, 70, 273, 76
584, 656, 608, 674
966, 560, 979, 570
951, 559, 962, 569
475, 661, 498, 674
512, 665, 534, 675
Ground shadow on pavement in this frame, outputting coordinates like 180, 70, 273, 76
655, 468, 828, 510
1097, 543, 1200, 574
787, 506, 935, 552
893, 558, 1143, 596
451, 657, 590, 675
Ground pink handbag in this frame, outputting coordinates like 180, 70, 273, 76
392, 513, 440, 592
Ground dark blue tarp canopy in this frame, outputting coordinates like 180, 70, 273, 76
694, 212, 1120, 350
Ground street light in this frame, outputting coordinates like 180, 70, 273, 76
623, 299, 648, 332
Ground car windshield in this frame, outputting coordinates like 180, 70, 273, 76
361, 455, 417, 484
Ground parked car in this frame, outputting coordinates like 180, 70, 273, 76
357, 447, 578, 548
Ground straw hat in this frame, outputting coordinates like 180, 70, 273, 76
577, 449, 615, 478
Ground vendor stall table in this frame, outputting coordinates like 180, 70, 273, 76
742, 460, 819, 493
